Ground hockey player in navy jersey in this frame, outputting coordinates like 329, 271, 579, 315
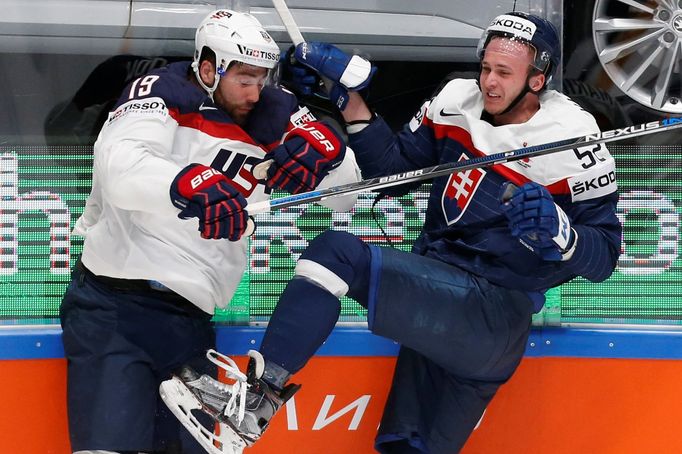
59, 9, 360, 454
159, 12, 622, 454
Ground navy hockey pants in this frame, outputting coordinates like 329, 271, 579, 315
371, 245, 534, 454
60, 262, 215, 453
263, 230, 534, 454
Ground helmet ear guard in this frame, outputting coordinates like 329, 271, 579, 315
193, 9, 281, 97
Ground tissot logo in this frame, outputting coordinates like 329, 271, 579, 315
236, 44, 279, 62
108, 99, 167, 123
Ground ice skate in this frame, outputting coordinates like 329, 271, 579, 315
160, 349, 300, 453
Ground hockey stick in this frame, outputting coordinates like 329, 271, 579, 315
269, 0, 335, 99
247, 116, 682, 214
272, 0, 305, 45
254, 0, 331, 181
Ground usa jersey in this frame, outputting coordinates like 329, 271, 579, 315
75, 61, 361, 313
349, 78, 621, 295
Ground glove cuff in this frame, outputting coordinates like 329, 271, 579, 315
560, 228, 578, 261
339, 55, 374, 89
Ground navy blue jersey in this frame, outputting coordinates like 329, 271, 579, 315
110, 61, 298, 151
349, 79, 621, 295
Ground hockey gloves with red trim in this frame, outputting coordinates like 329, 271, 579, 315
500, 182, 577, 262
293, 42, 376, 110
170, 164, 249, 241
265, 121, 346, 194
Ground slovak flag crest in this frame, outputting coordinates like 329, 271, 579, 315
441, 153, 486, 224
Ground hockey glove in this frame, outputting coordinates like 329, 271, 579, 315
500, 182, 577, 262
279, 46, 321, 97
170, 164, 249, 241
265, 121, 346, 194
293, 42, 376, 110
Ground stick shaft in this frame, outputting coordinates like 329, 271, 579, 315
272, 0, 305, 45
248, 116, 682, 214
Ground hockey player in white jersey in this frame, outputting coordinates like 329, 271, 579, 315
59, 9, 360, 454
158, 11, 622, 454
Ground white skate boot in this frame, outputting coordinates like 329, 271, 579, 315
159, 349, 300, 453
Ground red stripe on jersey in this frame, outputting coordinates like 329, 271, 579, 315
546, 179, 570, 195
423, 117, 571, 195
168, 108, 267, 151
264, 139, 281, 152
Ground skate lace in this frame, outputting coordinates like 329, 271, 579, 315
206, 349, 249, 425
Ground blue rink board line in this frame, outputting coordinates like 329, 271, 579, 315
1, 326, 682, 360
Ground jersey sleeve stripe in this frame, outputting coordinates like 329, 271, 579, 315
169, 108, 267, 151
422, 116, 573, 192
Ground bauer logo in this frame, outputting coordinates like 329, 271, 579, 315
107, 97, 168, 124
297, 123, 337, 153
378, 169, 424, 184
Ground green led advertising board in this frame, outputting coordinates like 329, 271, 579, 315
1, 145, 680, 326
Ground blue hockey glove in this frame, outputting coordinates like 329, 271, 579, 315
279, 46, 322, 97
500, 182, 577, 261
265, 121, 346, 194
170, 164, 249, 241
293, 42, 376, 110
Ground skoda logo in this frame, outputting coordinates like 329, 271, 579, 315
674, 15, 682, 32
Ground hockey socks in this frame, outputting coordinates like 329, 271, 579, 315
259, 230, 373, 388
260, 277, 341, 374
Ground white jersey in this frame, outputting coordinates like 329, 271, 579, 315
411, 78, 616, 193
74, 62, 361, 313
350, 77, 621, 292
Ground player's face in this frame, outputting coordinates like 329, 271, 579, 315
479, 38, 535, 115
214, 63, 268, 125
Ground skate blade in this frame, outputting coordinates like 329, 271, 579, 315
160, 377, 247, 454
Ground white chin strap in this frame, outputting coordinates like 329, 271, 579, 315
192, 61, 221, 100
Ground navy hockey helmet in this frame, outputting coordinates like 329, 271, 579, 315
476, 12, 561, 85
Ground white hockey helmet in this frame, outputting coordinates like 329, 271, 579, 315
193, 9, 281, 96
